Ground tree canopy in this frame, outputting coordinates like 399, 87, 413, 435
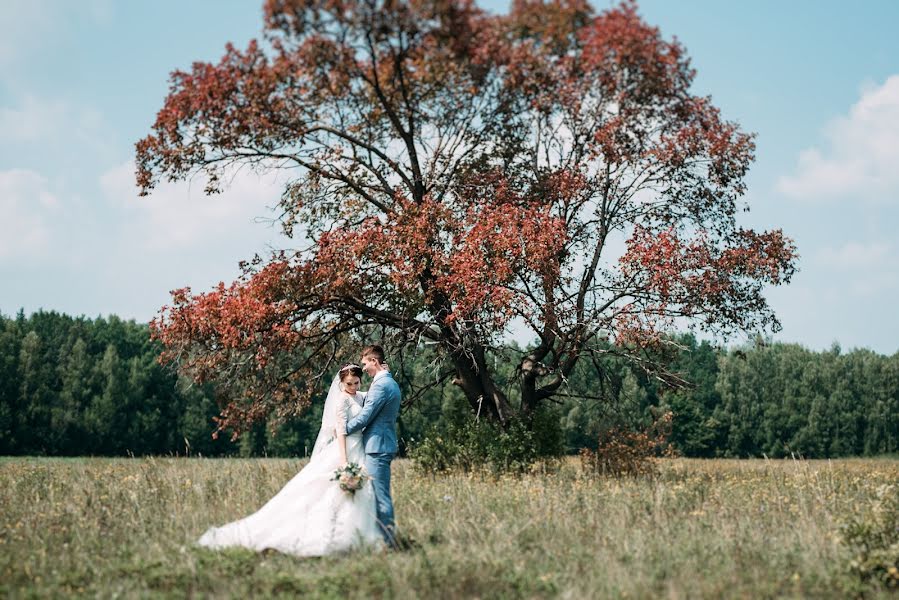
138, 0, 797, 437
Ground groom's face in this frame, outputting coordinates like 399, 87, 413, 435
360, 355, 379, 377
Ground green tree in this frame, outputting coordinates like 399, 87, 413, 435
85, 344, 128, 454
18, 331, 55, 454
661, 336, 725, 457
0, 315, 22, 453
55, 337, 92, 453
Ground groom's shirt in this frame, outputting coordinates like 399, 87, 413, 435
357, 370, 388, 406
355, 370, 387, 404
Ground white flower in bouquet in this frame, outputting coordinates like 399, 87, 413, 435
331, 462, 369, 494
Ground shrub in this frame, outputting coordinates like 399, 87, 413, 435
579, 411, 676, 478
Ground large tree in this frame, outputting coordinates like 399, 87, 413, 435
138, 0, 797, 437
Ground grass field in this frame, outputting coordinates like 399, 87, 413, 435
1, 456, 897, 598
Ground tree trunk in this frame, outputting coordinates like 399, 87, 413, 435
449, 344, 514, 424
518, 354, 548, 418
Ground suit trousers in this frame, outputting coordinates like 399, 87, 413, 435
364, 452, 396, 547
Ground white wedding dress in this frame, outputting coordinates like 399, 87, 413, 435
197, 380, 383, 556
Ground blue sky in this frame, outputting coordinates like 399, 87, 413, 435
1, 0, 897, 354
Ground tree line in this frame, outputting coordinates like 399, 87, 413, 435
554, 336, 899, 458
1, 311, 896, 458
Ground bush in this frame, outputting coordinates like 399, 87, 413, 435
409, 407, 564, 475
840, 483, 899, 591
579, 411, 675, 478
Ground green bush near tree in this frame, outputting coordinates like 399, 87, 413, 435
409, 404, 564, 475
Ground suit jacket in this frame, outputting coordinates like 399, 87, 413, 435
345, 371, 400, 455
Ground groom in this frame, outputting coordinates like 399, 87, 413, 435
342, 344, 401, 548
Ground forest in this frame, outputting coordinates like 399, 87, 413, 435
1, 310, 896, 459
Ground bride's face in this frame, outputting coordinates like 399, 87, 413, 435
341, 376, 361, 394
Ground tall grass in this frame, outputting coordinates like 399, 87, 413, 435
1, 456, 896, 598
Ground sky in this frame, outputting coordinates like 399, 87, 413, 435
1, 0, 897, 355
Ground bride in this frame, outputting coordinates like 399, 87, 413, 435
197, 364, 384, 556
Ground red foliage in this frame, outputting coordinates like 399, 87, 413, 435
615, 225, 797, 347
138, 0, 798, 434
580, 411, 676, 478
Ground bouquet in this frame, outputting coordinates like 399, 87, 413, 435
331, 462, 369, 495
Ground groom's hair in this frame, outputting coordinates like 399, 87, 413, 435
361, 344, 385, 364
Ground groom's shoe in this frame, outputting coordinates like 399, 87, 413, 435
388, 531, 417, 553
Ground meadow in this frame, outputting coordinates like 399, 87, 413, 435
1, 456, 896, 599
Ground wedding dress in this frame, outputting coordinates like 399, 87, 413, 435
197, 375, 383, 556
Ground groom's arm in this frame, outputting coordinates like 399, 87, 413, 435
344, 381, 389, 435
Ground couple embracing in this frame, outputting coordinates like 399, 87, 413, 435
198, 344, 401, 556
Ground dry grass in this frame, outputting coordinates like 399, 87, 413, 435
1, 456, 896, 598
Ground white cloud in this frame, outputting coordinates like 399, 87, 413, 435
1, 161, 290, 322
1, 95, 69, 143
0, 1, 54, 70
817, 240, 897, 299
99, 160, 287, 250
0, 0, 113, 73
818, 241, 891, 270
0, 169, 58, 261
0, 94, 112, 158
777, 75, 899, 202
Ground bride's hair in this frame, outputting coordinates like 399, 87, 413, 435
338, 364, 363, 381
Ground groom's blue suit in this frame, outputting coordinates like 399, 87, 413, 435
344, 371, 400, 547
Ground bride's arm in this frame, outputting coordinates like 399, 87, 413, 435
336, 397, 349, 466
